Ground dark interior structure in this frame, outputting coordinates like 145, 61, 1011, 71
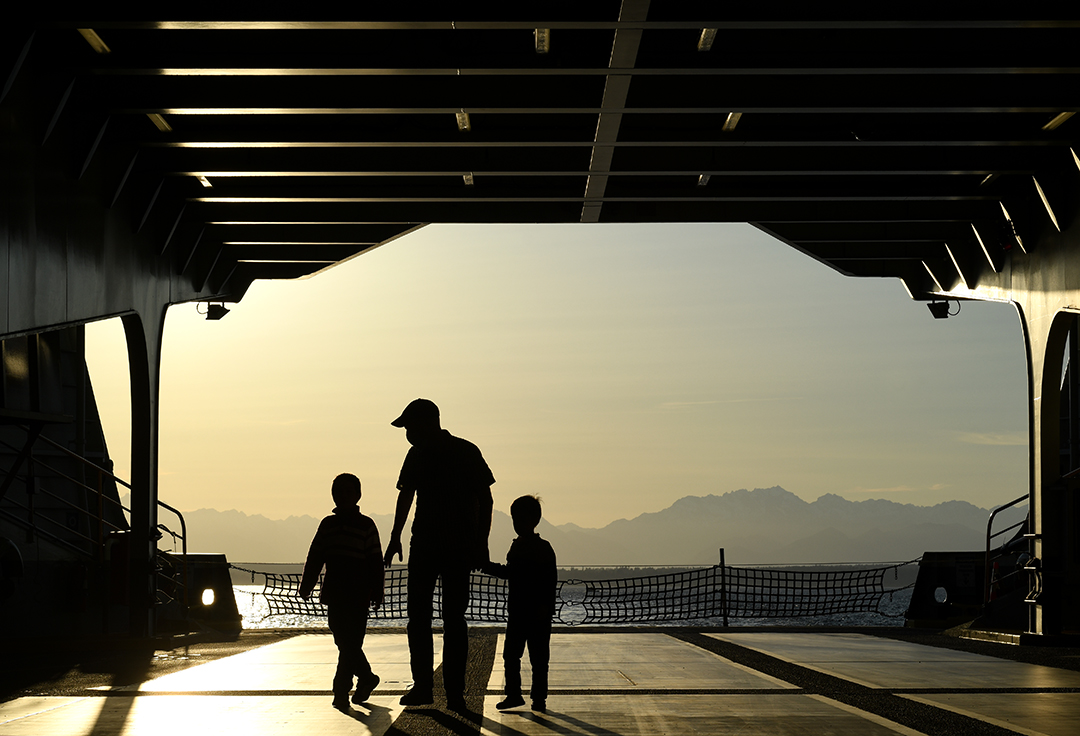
2, 8, 1079, 638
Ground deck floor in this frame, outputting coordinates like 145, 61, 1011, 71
3, 629, 1079, 735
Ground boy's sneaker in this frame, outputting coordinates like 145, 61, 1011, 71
496, 694, 525, 710
399, 687, 434, 706
352, 673, 380, 704
532, 700, 546, 713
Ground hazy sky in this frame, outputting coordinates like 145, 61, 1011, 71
85, 223, 1029, 528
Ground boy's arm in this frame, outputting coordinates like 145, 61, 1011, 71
367, 519, 385, 608
298, 520, 327, 599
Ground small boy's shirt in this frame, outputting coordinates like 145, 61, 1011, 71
488, 531, 557, 617
300, 505, 384, 606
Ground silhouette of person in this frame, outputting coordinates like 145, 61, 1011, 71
383, 398, 494, 711
299, 473, 384, 710
482, 495, 557, 713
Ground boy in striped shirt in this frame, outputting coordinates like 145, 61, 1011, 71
300, 473, 384, 709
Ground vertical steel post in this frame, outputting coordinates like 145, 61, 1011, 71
719, 547, 728, 628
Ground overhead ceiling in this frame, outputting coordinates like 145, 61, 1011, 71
11, 8, 1080, 300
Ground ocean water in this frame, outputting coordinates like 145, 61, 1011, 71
232, 584, 913, 630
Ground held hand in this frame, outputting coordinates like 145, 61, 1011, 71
383, 538, 403, 567
471, 544, 490, 572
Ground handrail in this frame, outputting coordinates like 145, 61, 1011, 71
984, 493, 1028, 605
2, 423, 189, 615
157, 500, 189, 613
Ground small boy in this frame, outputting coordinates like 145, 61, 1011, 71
300, 473, 384, 710
483, 495, 557, 713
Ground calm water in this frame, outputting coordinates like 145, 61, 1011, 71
232, 584, 913, 630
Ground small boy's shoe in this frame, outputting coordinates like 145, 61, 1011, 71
532, 700, 546, 713
399, 687, 434, 706
352, 673, 380, 704
495, 694, 525, 710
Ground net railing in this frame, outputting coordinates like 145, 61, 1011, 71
236, 558, 914, 626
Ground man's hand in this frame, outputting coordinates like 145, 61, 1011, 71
383, 537, 403, 567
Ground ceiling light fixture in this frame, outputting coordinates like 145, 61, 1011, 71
697, 29, 717, 52
1033, 176, 1061, 232
722, 112, 742, 132
463, 172, 475, 186
1042, 112, 1075, 131
1000, 203, 1026, 254
77, 29, 111, 54
455, 110, 471, 132
147, 113, 173, 132
534, 28, 551, 54
197, 176, 213, 188
697, 174, 710, 187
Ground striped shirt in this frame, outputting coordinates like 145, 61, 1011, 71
299, 505, 384, 605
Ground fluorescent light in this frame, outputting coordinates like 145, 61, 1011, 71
197, 176, 213, 188
722, 112, 742, 132
945, 244, 969, 289
455, 111, 471, 132
1033, 176, 1061, 232
1000, 202, 1026, 254
979, 173, 999, 187
922, 261, 944, 292
1042, 112, 1075, 131
697, 28, 717, 52
534, 28, 551, 54
147, 113, 173, 132
697, 174, 710, 187
77, 29, 111, 54
971, 223, 1000, 273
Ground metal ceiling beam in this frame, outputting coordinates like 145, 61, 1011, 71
89, 73, 1080, 113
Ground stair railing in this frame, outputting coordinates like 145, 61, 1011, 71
984, 493, 1028, 605
0, 424, 188, 613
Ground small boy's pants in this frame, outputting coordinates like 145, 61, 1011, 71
503, 615, 552, 702
327, 600, 373, 696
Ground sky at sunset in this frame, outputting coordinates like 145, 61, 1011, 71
85, 223, 1030, 528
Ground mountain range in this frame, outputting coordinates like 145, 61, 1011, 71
176, 486, 1026, 567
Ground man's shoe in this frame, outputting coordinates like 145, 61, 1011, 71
399, 687, 434, 706
446, 693, 468, 712
352, 674, 380, 704
495, 694, 525, 710
532, 699, 546, 713
332, 695, 350, 710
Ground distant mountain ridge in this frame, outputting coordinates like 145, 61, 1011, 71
180, 486, 1026, 567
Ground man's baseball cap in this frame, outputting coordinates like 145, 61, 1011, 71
391, 398, 440, 427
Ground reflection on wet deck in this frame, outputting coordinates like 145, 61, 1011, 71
3, 630, 1079, 735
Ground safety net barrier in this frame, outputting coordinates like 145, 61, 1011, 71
233, 557, 915, 626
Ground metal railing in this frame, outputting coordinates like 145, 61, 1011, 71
0, 424, 189, 613
983, 493, 1028, 605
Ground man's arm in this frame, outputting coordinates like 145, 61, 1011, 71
383, 488, 415, 567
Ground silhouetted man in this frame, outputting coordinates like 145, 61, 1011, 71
384, 398, 494, 711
